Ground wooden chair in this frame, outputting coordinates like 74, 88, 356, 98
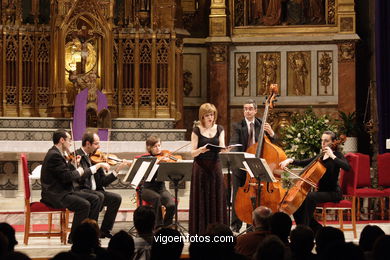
377, 153, 390, 219
21, 153, 67, 245
316, 153, 359, 238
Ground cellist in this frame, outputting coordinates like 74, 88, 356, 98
229, 98, 277, 233
279, 130, 350, 233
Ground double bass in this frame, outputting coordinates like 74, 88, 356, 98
234, 84, 287, 224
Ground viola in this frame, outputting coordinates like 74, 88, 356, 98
155, 150, 182, 163
90, 150, 131, 166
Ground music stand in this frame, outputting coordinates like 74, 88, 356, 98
219, 152, 247, 225
123, 157, 157, 235
157, 161, 193, 235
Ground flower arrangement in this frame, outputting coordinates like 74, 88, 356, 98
281, 108, 337, 160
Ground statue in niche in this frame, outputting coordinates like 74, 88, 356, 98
4, 0, 16, 25
183, 70, 193, 97
286, 0, 304, 25
307, 0, 325, 24
289, 52, 308, 96
259, 54, 279, 95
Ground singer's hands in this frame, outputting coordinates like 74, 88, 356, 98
199, 145, 210, 154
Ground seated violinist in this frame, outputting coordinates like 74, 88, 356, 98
136, 135, 176, 227
76, 131, 129, 238
279, 130, 350, 234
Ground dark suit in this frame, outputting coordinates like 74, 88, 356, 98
40, 146, 100, 238
229, 118, 275, 229
76, 148, 122, 233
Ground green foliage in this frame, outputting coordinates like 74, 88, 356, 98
281, 108, 337, 160
337, 111, 358, 137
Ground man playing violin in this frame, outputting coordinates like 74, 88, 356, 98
229, 98, 277, 233
136, 135, 175, 228
279, 130, 350, 234
41, 129, 106, 243
76, 131, 129, 238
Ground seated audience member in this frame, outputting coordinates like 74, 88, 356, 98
51, 252, 82, 260
322, 242, 365, 260
0, 222, 18, 253
290, 225, 317, 260
235, 206, 272, 259
0, 233, 9, 259
270, 212, 292, 245
373, 235, 390, 260
133, 206, 156, 260
107, 230, 135, 260
253, 235, 286, 260
315, 226, 345, 257
151, 228, 184, 260
70, 219, 108, 260
359, 224, 385, 260
3, 251, 31, 260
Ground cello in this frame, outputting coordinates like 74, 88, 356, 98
279, 136, 345, 215
234, 84, 287, 224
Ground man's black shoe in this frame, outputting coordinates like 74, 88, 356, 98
100, 231, 113, 239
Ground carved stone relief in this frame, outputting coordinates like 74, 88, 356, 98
257, 52, 281, 96
287, 51, 311, 96
210, 45, 227, 63
235, 53, 250, 96
318, 51, 333, 96
338, 42, 355, 63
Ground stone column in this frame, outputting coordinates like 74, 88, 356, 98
208, 0, 230, 133
338, 41, 356, 113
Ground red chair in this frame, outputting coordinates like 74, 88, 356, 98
377, 153, 390, 218
21, 153, 67, 245
316, 153, 359, 238
354, 153, 386, 220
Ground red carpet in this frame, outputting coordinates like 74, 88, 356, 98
12, 224, 58, 232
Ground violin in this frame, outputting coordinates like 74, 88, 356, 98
90, 150, 132, 166
155, 150, 182, 163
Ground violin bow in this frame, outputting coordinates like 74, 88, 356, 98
69, 122, 78, 168
170, 142, 191, 154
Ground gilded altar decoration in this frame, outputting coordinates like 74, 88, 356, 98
257, 52, 281, 96
318, 51, 333, 96
287, 51, 311, 96
236, 54, 250, 96
211, 45, 227, 63
338, 42, 355, 63
340, 17, 354, 32
327, 0, 336, 24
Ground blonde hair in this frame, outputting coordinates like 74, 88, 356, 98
198, 103, 217, 127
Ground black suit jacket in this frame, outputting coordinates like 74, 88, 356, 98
40, 146, 81, 208
230, 118, 262, 152
76, 148, 117, 191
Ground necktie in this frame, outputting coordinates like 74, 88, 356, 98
247, 122, 254, 148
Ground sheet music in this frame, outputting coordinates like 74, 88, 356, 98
130, 161, 151, 188
242, 161, 255, 178
146, 163, 159, 182
260, 158, 277, 182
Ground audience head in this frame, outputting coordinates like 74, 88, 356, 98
0, 232, 9, 258
3, 251, 31, 260
252, 206, 272, 230
315, 226, 345, 256
290, 225, 314, 256
0, 222, 18, 252
134, 206, 155, 235
359, 224, 385, 252
71, 220, 100, 254
373, 235, 390, 260
151, 228, 184, 260
322, 242, 365, 260
254, 235, 286, 260
107, 230, 134, 260
51, 251, 82, 260
269, 212, 292, 244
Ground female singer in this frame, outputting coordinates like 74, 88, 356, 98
189, 103, 228, 235
279, 130, 350, 233
137, 136, 175, 227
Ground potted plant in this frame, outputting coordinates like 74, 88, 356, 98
281, 108, 338, 160
337, 111, 358, 153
